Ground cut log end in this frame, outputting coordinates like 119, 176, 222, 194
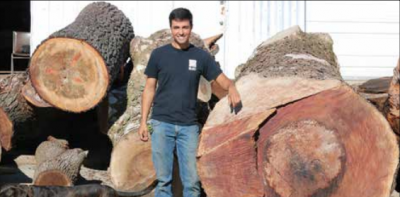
22, 80, 52, 108
0, 108, 13, 151
110, 131, 156, 191
263, 120, 345, 197
34, 170, 73, 186
198, 76, 212, 102
258, 85, 398, 197
29, 38, 109, 112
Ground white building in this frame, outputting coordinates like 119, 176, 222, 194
31, 1, 399, 80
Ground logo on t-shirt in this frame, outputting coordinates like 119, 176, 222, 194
189, 59, 197, 71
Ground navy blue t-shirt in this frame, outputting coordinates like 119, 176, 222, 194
144, 44, 222, 125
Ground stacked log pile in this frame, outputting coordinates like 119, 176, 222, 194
0, 72, 36, 151
197, 26, 399, 197
1, 3, 398, 196
0, 2, 133, 161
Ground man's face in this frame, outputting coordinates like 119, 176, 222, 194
170, 19, 192, 45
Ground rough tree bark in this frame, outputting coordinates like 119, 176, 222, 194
237, 26, 342, 81
33, 147, 87, 186
198, 26, 399, 197
29, 2, 134, 113
0, 72, 35, 151
385, 59, 400, 135
0, 72, 104, 154
35, 136, 69, 166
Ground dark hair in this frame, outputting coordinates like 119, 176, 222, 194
169, 8, 193, 27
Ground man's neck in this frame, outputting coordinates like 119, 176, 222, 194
171, 41, 190, 50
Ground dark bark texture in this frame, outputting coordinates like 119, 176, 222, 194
34, 148, 87, 185
237, 26, 342, 81
198, 26, 398, 197
0, 72, 35, 150
48, 2, 134, 85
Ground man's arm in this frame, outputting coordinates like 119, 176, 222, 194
138, 77, 157, 142
215, 73, 241, 109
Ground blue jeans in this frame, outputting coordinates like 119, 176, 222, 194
150, 119, 201, 197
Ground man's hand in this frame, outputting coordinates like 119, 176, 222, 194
215, 73, 242, 113
139, 77, 157, 142
228, 85, 241, 109
138, 122, 149, 142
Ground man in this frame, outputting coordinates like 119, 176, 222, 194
138, 8, 241, 197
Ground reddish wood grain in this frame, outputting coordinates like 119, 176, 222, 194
258, 85, 398, 197
0, 107, 13, 151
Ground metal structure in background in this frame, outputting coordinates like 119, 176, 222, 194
11, 31, 30, 74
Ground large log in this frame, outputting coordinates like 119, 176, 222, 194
33, 147, 87, 186
29, 2, 134, 113
386, 59, 400, 135
197, 26, 399, 197
258, 85, 397, 197
0, 137, 2, 162
35, 136, 69, 166
0, 107, 12, 154
352, 59, 399, 135
0, 72, 35, 151
109, 129, 183, 197
358, 77, 392, 94
108, 29, 224, 144
353, 77, 391, 114
109, 130, 156, 195
0, 73, 61, 153
0, 72, 106, 155
237, 26, 342, 81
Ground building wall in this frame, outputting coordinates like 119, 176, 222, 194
306, 1, 399, 80
30, 1, 399, 79
30, 1, 221, 54
220, 1, 306, 77
30, 1, 305, 78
